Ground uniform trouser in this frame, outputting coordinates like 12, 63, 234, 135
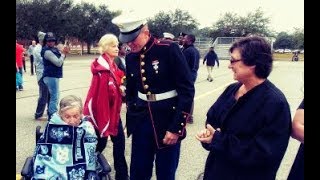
43, 77, 59, 119
96, 119, 129, 180
35, 77, 49, 119
130, 119, 181, 180
30, 55, 34, 75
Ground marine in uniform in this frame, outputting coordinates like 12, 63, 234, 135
112, 12, 195, 180
162, 32, 175, 41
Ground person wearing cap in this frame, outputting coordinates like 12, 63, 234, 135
163, 32, 175, 41
112, 12, 194, 180
178, 32, 187, 50
33, 31, 49, 120
41, 32, 68, 120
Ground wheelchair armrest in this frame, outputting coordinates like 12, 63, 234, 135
21, 156, 33, 178
36, 125, 42, 142
97, 152, 112, 175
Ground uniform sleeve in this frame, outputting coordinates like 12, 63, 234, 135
167, 43, 195, 136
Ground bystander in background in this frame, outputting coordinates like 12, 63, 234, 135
182, 34, 200, 124
28, 40, 36, 75
41, 32, 68, 120
16, 40, 25, 91
203, 46, 219, 82
34, 31, 49, 120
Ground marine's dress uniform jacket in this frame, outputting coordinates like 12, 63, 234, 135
125, 36, 195, 149
202, 80, 291, 180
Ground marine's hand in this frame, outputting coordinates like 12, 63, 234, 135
163, 131, 179, 145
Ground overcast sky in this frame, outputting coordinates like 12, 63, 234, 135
75, 0, 304, 33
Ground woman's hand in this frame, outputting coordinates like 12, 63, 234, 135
195, 124, 220, 144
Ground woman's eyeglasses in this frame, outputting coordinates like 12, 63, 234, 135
230, 58, 242, 64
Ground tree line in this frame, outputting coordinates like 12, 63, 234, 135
16, 0, 303, 53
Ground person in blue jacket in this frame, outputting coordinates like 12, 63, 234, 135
196, 36, 292, 180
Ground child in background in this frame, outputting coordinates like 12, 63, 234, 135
32, 95, 98, 179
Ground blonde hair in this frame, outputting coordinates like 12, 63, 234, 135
59, 95, 83, 115
98, 33, 119, 54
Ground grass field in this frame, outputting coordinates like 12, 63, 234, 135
273, 53, 304, 61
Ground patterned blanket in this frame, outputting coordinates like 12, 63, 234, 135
32, 113, 98, 180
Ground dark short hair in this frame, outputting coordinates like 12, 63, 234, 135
179, 32, 187, 37
229, 36, 273, 78
186, 34, 196, 44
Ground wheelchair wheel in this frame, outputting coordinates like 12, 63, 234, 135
100, 173, 112, 180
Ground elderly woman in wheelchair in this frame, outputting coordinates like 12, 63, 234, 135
20, 95, 111, 180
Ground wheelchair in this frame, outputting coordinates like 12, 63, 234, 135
20, 126, 112, 180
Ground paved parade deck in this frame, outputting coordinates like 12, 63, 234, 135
16, 55, 304, 179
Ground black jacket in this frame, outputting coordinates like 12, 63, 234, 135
202, 80, 291, 180
125, 36, 195, 149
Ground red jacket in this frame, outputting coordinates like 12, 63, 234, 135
16, 43, 24, 68
83, 54, 124, 137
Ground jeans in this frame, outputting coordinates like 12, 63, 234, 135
35, 77, 49, 119
17, 67, 23, 89
96, 120, 129, 180
43, 77, 60, 119
16, 72, 22, 89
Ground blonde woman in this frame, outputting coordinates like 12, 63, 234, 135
83, 34, 129, 180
